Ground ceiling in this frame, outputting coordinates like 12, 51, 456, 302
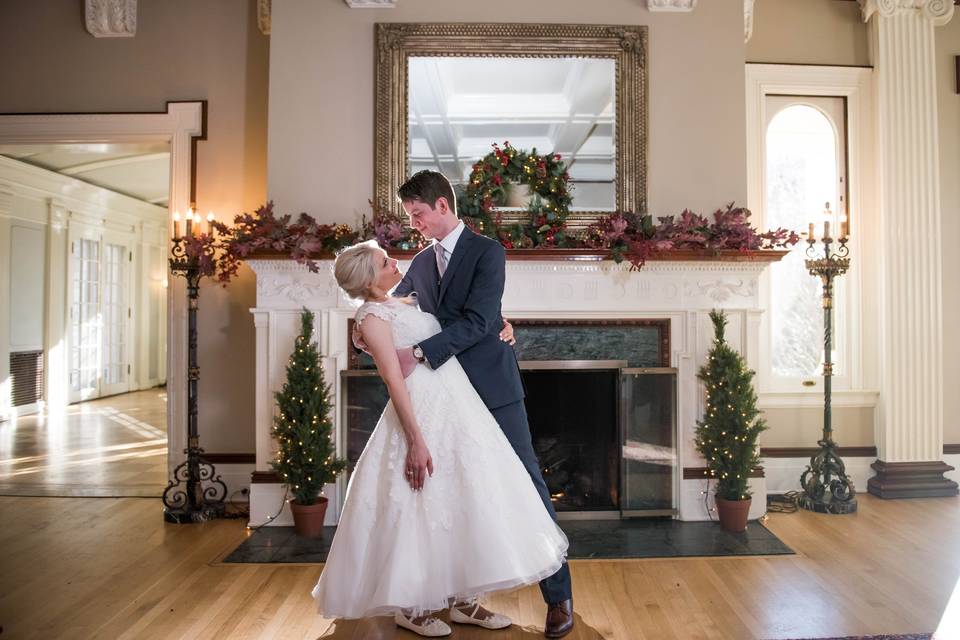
408, 57, 616, 185
0, 142, 170, 207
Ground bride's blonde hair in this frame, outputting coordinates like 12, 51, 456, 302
334, 240, 382, 300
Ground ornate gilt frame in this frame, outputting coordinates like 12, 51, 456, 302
374, 23, 648, 230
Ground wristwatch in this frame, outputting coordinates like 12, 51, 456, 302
412, 344, 426, 363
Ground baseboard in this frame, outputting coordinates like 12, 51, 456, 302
762, 455, 876, 495
248, 478, 339, 528
679, 477, 767, 521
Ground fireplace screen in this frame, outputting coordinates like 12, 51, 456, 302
620, 368, 677, 516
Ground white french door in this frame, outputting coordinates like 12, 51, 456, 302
68, 228, 133, 402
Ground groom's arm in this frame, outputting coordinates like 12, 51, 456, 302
416, 242, 505, 370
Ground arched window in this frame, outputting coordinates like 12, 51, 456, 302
764, 100, 846, 382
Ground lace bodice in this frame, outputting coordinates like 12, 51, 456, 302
356, 298, 442, 348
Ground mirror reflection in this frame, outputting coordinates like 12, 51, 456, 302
407, 57, 616, 212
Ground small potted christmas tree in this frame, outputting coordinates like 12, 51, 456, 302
271, 309, 346, 538
694, 310, 767, 532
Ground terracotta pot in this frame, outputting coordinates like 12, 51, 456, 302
715, 496, 752, 533
289, 496, 328, 538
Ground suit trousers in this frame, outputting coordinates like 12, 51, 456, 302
489, 400, 573, 605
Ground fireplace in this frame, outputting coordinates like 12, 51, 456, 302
340, 319, 678, 518
248, 255, 774, 526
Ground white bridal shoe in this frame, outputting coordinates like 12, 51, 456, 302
449, 601, 512, 630
394, 612, 452, 637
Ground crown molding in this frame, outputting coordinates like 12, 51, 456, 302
85, 0, 136, 38
257, 0, 270, 35
344, 0, 396, 7
646, 0, 698, 11
745, 0, 756, 42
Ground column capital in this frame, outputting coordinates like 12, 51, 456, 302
859, 0, 955, 26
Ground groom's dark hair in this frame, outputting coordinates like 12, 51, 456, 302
397, 170, 458, 216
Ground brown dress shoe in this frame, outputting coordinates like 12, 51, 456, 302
544, 599, 574, 638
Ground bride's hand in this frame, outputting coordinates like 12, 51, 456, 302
405, 437, 434, 491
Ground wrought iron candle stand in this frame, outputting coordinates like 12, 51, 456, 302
162, 213, 227, 523
799, 225, 858, 514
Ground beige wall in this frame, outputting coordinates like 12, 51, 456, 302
749, 4, 960, 451
267, 0, 748, 223
747, 0, 869, 66
760, 407, 876, 448
938, 19, 960, 446
0, 0, 269, 453
1, 0, 954, 454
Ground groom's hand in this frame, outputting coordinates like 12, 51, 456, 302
396, 346, 418, 378
352, 324, 369, 353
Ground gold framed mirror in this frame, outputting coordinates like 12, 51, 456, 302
374, 23, 648, 232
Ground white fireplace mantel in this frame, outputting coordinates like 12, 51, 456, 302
247, 257, 775, 526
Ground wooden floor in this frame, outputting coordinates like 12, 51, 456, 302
0, 389, 168, 497
0, 493, 957, 639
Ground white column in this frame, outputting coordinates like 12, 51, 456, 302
44, 200, 70, 412
0, 187, 11, 419
860, 0, 958, 496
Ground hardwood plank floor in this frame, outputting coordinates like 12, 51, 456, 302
0, 493, 957, 639
0, 389, 168, 497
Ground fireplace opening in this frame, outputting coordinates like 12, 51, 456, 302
521, 363, 621, 513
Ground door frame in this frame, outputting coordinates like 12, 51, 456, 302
0, 102, 205, 475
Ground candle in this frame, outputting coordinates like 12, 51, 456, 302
185, 208, 194, 236
172, 211, 181, 239
824, 220, 831, 239
206, 211, 215, 235
839, 213, 848, 239
808, 222, 815, 242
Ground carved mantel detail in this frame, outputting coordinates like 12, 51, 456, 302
85, 0, 137, 38
646, 0, 698, 11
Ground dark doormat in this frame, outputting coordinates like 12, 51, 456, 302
222, 518, 793, 564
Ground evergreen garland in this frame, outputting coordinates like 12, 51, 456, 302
270, 309, 346, 505
694, 310, 767, 501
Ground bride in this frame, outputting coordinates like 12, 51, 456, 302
311, 240, 568, 637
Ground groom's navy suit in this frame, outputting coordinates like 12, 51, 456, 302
394, 225, 572, 605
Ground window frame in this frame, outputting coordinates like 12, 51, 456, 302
746, 64, 879, 407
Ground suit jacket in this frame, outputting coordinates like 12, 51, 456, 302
393, 226, 524, 409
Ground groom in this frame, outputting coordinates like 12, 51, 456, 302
392, 170, 574, 638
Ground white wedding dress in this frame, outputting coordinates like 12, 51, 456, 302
311, 297, 568, 618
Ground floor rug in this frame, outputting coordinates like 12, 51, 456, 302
223, 517, 794, 563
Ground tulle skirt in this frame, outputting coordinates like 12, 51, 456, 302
311, 358, 568, 618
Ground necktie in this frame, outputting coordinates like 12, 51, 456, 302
434, 242, 448, 278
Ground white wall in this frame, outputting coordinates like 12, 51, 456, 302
0, 157, 167, 418
9, 223, 46, 350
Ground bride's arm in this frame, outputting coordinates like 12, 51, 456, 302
360, 315, 434, 491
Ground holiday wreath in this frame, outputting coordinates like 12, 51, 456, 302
457, 141, 573, 248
